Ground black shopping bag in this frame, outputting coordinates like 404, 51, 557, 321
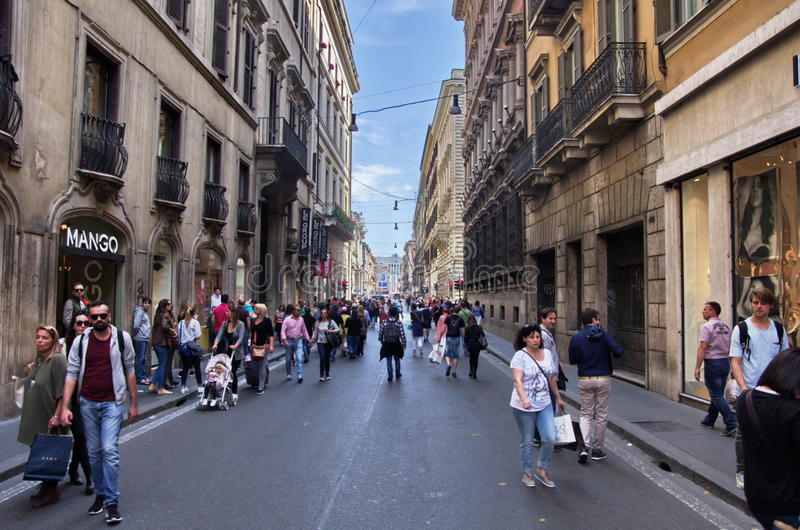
23, 431, 73, 481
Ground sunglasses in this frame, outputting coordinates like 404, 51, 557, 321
75, 321, 91, 327
74, 288, 84, 292
89, 313, 109, 320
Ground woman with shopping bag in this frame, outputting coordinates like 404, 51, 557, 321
509, 323, 564, 489
17, 325, 68, 507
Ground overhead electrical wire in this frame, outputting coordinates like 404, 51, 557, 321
355, 79, 446, 100
352, 0, 380, 35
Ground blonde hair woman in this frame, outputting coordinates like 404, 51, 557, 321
250, 304, 275, 394
17, 325, 67, 507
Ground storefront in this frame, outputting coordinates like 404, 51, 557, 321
680, 136, 800, 400
57, 217, 126, 330
194, 247, 223, 349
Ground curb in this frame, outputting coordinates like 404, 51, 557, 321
484, 346, 748, 513
0, 353, 288, 484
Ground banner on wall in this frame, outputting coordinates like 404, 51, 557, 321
311, 217, 321, 259
320, 225, 329, 257
299, 208, 311, 256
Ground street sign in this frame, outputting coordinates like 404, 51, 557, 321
299, 208, 311, 256
311, 217, 321, 259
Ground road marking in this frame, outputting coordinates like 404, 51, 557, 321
315, 374, 384, 530
486, 353, 746, 530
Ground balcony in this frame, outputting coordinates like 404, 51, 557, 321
203, 182, 229, 228
530, 0, 579, 35
536, 98, 585, 175
235, 200, 256, 236
0, 55, 22, 150
255, 117, 308, 177
79, 113, 128, 178
324, 203, 355, 242
571, 42, 647, 145
154, 156, 189, 211
285, 227, 298, 255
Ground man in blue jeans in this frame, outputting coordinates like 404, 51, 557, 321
694, 301, 737, 436
130, 297, 151, 384
280, 304, 310, 383
60, 301, 137, 525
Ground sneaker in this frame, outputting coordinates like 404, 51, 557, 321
535, 471, 556, 488
325, 376, 331, 381
88, 495, 105, 515
197, 387, 204, 394
232, 393, 238, 401
720, 426, 737, 437
320, 377, 325, 382
387, 376, 393, 382
396, 374, 401, 380
297, 378, 303, 384
736, 471, 745, 489
578, 449, 589, 465
105, 503, 122, 525
532, 439, 541, 448
452, 371, 457, 379
591, 450, 608, 461
521, 474, 536, 488
285, 375, 292, 381
445, 366, 451, 377
256, 388, 264, 395
180, 386, 189, 394
699, 421, 714, 429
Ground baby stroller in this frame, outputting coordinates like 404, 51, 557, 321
198, 354, 237, 411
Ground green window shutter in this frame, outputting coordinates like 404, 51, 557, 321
212, 0, 229, 75
654, 0, 673, 42
557, 52, 567, 100
573, 29, 583, 80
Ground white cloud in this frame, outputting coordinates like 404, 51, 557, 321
351, 163, 416, 203
385, 0, 428, 14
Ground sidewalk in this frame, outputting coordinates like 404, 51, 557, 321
481, 328, 747, 512
0, 350, 285, 483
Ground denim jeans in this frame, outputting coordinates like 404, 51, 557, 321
386, 356, 401, 378
346, 336, 360, 357
512, 405, 555, 474
318, 343, 331, 377
445, 336, 461, 359
79, 397, 125, 505
285, 338, 303, 378
151, 345, 169, 389
132, 340, 148, 381
702, 358, 737, 429
753, 513, 800, 530
302, 340, 310, 362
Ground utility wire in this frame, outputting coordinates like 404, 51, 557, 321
351, 175, 414, 200
355, 79, 445, 100
352, 135, 419, 167
353, 0, 380, 35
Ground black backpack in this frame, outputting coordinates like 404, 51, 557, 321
737, 320, 784, 358
78, 328, 127, 360
446, 315, 462, 336
382, 320, 401, 344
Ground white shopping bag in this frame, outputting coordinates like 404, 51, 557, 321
553, 413, 576, 445
428, 344, 443, 364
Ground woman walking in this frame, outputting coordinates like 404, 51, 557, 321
60, 312, 94, 495
251, 304, 275, 394
345, 306, 362, 360
510, 323, 564, 489
472, 300, 484, 326
212, 302, 245, 398
274, 305, 286, 340
358, 307, 369, 356
464, 315, 485, 378
18, 325, 67, 507
379, 307, 406, 382
735, 348, 800, 529
311, 309, 338, 381
409, 303, 424, 357
177, 307, 203, 394
150, 299, 177, 395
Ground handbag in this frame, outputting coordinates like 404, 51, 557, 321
23, 428, 73, 481
557, 364, 568, 391
251, 326, 267, 359
428, 343, 443, 364
553, 412, 577, 445
12, 375, 25, 409
724, 377, 740, 405
478, 330, 488, 350
177, 322, 201, 358
327, 322, 342, 348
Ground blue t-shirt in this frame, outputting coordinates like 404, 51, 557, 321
729, 319, 789, 388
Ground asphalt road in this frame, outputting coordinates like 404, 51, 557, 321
0, 326, 758, 529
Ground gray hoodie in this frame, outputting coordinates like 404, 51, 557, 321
131, 305, 151, 341
66, 325, 135, 405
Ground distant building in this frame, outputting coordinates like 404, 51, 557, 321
374, 255, 402, 295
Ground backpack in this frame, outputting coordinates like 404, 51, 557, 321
79, 328, 126, 361
382, 320, 401, 344
446, 315, 462, 336
737, 319, 784, 358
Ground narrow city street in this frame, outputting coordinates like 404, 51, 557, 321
0, 328, 756, 529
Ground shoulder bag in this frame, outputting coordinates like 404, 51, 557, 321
327, 321, 342, 348
251, 322, 267, 359
478, 329, 488, 350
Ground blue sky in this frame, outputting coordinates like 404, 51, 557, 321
346, 0, 463, 258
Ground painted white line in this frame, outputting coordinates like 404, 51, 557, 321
486, 352, 746, 530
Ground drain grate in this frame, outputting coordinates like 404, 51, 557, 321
631, 420, 692, 433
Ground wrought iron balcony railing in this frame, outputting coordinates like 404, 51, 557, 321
236, 200, 256, 234
536, 98, 573, 162
571, 42, 647, 129
513, 135, 537, 180
203, 182, 228, 222
154, 156, 189, 206
256, 116, 308, 175
0, 55, 22, 139
79, 113, 128, 178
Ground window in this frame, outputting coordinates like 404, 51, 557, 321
656, 0, 710, 41
292, 0, 300, 26
268, 68, 279, 117
490, 305, 495, 318
597, 0, 634, 50
158, 103, 181, 158
531, 75, 548, 131
558, 31, 583, 99
0, 0, 12, 56
83, 44, 120, 119
513, 306, 520, 323
242, 31, 256, 109
166, 0, 190, 31
500, 306, 506, 321
206, 136, 221, 184
566, 240, 583, 330
238, 161, 250, 202
301, 1, 310, 49
212, 0, 229, 75
537, 250, 556, 315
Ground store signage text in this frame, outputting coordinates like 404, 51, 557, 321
66, 227, 120, 254
299, 208, 311, 256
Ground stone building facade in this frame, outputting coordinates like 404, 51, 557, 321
415, 69, 466, 301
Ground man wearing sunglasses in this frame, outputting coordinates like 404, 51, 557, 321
60, 301, 137, 525
62, 282, 89, 330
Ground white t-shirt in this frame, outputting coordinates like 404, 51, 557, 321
178, 319, 202, 345
729, 318, 789, 388
509, 348, 555, 412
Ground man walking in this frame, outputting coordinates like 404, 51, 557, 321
443, 306, 465, 378
568, 308, 624, 464
729, 287, 789, 489
209, 286, 222, 309
63, 282, 89, 330
60, 301, 137, 525
694, 301, 736, 436
212, 294, 229, 335
281, 304, 309, 383
131, 297, 151, 385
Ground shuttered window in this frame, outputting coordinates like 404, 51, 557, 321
572, 29, 583, 81
655, 0, 672, 41
167, 0, 189, 30
242, 31, 256, 109
557, 52, 567, 100
0, 0, 12, 56
212, 0, 229, 75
